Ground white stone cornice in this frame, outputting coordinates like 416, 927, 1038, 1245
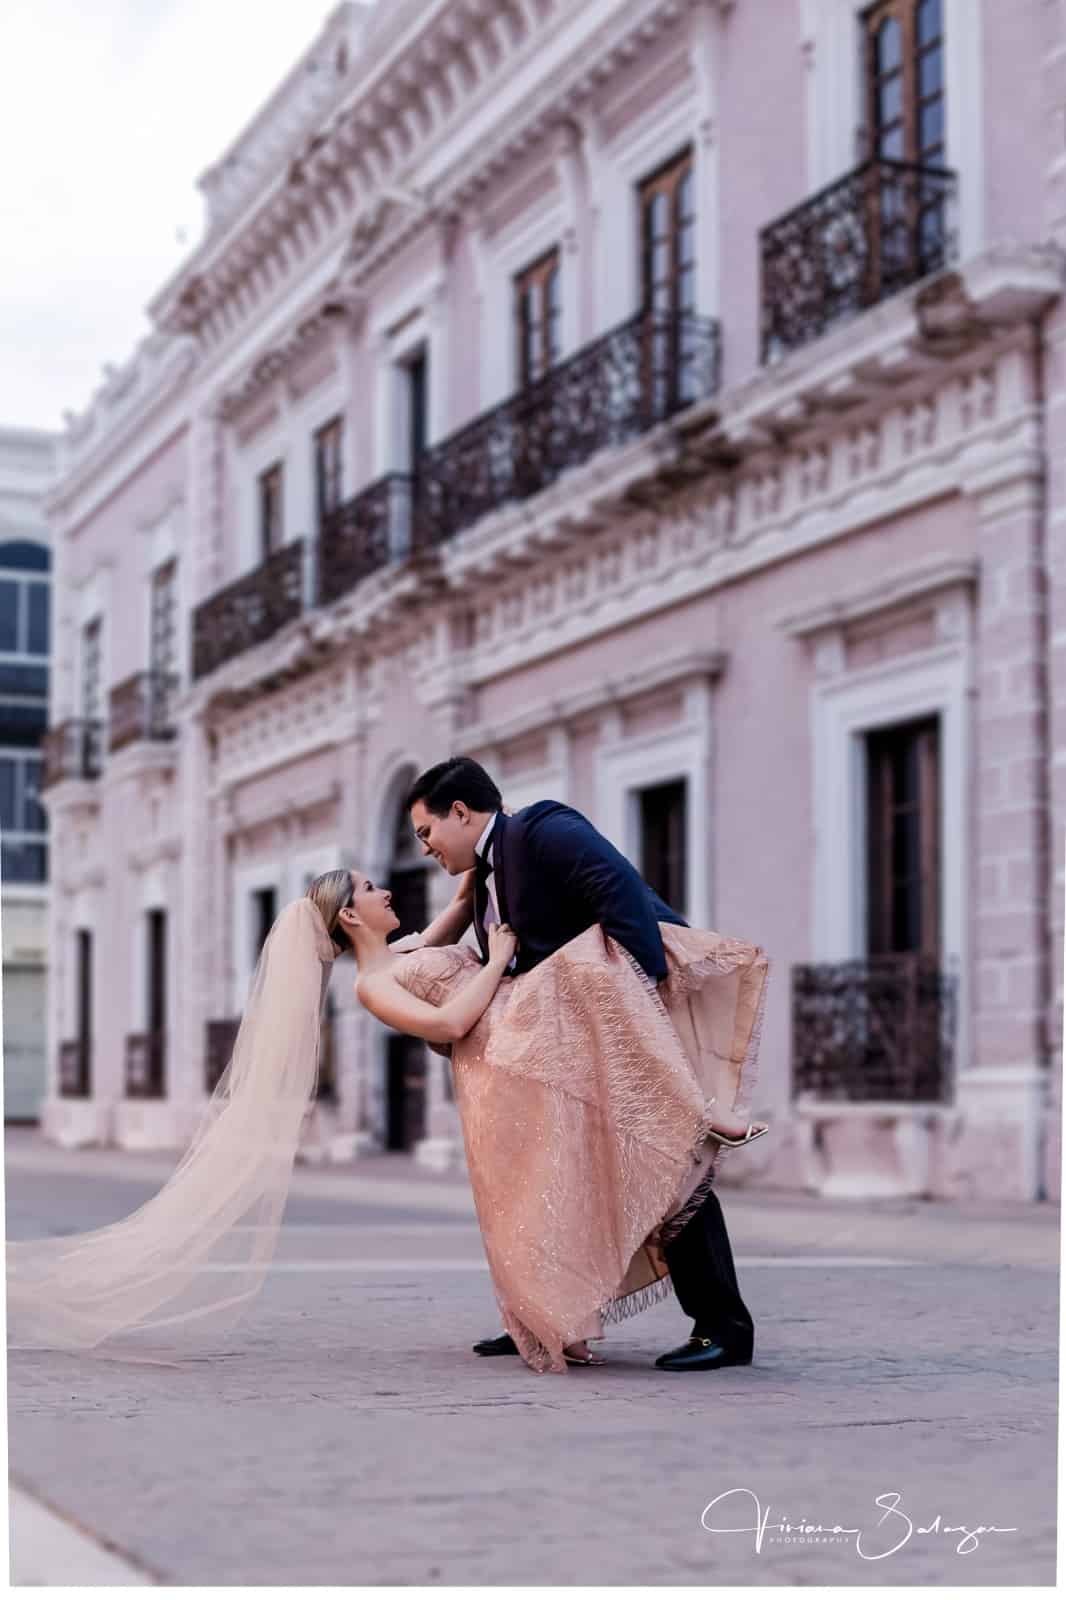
776, 557, 978, 639
149, 0, 692, 344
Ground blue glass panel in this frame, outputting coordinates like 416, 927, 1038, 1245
0, 759, 15, 828
0, 582, 18, 651
27, 584, 49, 655
0, 541, 50, 573
917, 0, 942, 48
1, 839, 46, 884
875, 17, 901, 73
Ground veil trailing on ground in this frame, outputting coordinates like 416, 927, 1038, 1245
6, 898, 336, 1360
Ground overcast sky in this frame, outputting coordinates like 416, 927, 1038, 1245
1, 0, 342, 432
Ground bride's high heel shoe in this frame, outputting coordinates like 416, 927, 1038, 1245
705, 1120, 769, 1149
563, 1342, 606, 1366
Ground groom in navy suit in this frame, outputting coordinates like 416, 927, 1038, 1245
406, 755, 755, 1372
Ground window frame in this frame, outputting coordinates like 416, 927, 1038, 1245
637, 145, 696, 317
861, 0, 946, 167
314, 415, 345, 531
513, 246, 562, 390
0, 745, 48, 883
258, 461, 284, 561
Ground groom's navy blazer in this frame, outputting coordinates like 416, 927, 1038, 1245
476, 800, 687, 983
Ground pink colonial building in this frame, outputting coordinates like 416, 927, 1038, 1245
41, 0, 1064, 1201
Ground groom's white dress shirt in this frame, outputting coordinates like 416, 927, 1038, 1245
474, 814, 516, 970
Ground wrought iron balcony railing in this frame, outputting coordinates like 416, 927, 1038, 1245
414, 307, 721, 551
125, 1029, 166, 1098
760, 157, 958, 361
191, 539, 305, 681
109, 671, 179, 753
58, 1038, 90, 1098
205, 1018, 241, 1094
41, 719, 103, 789
318, 473, 414, 606
791, 953, 957, 1104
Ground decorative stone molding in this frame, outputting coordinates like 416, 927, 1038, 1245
776, 557, 979, 639
227, 776, 343, 835
146, 0, 705, 355
457, 646, 726, 748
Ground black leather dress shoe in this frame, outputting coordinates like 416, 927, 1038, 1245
472, 1332, 518, 1357
654, 1335, 753, 1371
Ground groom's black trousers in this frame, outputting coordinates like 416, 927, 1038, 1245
662, 1184, 754, 1357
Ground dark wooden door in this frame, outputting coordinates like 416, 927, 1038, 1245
866, 715, 941, 959
147, 908, 166, 1095
77, 928, 92, 1094
639, 779, 688, 917
386, 1034, 427, 1152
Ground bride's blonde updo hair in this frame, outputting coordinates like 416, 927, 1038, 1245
306, 869, 354, 956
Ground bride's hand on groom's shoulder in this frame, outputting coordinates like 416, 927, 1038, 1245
487, 922, 518, 969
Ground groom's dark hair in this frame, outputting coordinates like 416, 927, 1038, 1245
405, 756, 502, 818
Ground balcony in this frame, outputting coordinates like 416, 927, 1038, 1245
760, 157, 958, 362
125, 1029, 166, 1098
58, 1039, 90, 1098
194, 311, 720, 652
318, 473, 414, 606
791, 954, 958, 1104
205, 1017, 240, 1094
41, 719, 102, 789
415, 307, 720, 552
109, 671, 178, 753
192, 539, 305, 681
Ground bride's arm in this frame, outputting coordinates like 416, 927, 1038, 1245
404, 870, 477, 950
357, 924, 515, 1045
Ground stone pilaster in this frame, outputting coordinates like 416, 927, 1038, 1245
176, 705, 217, 1135
954, 435, 1051, 1200
1039, 7, 1066, 1201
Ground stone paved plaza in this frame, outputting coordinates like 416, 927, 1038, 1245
5, 1131, 1059, 1586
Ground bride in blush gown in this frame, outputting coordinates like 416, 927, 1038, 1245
310, 866, 769, 1376
7, 865, 767, 1378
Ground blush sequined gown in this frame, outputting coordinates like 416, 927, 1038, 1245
394, 923, 769, 1374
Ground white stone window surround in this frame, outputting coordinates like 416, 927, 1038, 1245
73, 565, 110, 733
479, 727, 573, 815
136, 502, 185, 689
595, 686, 712, 929
66, 886, 99, 1054
809, 631, 972, 1085
801, 0, 985, 260
589, 70, 717, 333
478, 204, 572, 411
303, 389, 349, 530
369, 270, 447, 482
237, 425, 288, 575
231, 859, 286, 1013
129, 863, 174, 1044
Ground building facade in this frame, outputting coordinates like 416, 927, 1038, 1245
0, 427, 56, 1121
41, 0, 1064, 1200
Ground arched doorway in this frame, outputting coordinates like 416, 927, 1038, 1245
384, 786, 428, 1152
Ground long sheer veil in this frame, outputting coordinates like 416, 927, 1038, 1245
6, 898, 336, 1360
